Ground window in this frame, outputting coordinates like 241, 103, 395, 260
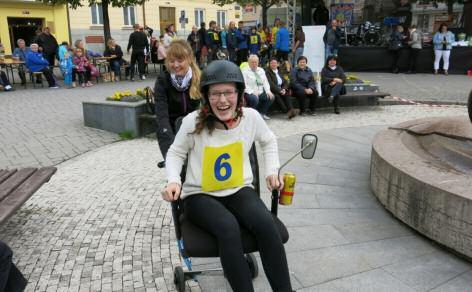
123, 6, 136, 26
217, 11, 226, 28
195, 9, 204, 27
91, 4, 103, 25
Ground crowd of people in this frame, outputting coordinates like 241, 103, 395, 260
388, 22, 456, 75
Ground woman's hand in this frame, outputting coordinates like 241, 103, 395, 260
267, 91, 275, 100
266, 174, 284, 192
162, 182, 181, 202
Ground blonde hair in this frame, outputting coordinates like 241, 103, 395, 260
165, 39, 202, 100
107, 39, 115, 48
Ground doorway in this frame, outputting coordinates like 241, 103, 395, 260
8, 17, 43, 50
159, 7, 176, 36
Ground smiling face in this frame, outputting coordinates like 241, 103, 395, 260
208, 83, 238, 123
269, 59, 279, 70
298, 58, 307, 69
168, 57, 189, 76
248, 57, 259, 70
328, 58, 337, 67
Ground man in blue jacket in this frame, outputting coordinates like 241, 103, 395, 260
275, 21, 290, 61
26, 43, 59, 88
235, 21, 249, 65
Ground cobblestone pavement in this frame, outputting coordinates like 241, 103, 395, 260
354, 72, 472, 104
0, 76, 156, 169
0, 105, 468, 291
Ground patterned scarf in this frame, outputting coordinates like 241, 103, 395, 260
170, 67, 193, 92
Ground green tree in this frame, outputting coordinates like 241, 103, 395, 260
43, 0, 148, 44
213, 0, 283, 27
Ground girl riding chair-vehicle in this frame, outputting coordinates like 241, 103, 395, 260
160, 61, 318, 291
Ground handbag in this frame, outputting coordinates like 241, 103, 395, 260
88, 64, 99, 77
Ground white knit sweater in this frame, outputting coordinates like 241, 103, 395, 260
165, 108, 280, 199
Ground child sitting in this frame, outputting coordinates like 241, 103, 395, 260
60, 52, 74, 88
73, 48, 93, 87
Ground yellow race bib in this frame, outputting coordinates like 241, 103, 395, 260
201, 142, 244, 192
250, 35, 259, 45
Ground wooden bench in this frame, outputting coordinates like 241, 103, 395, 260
0, 167, 57, 225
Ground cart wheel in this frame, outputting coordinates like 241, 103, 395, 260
174, 266, 185, 292
246, 254, 259, 279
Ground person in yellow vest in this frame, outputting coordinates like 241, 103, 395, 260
271, 18, 280, 61
207, 20, 221, 63
248, 27, 262, 56
258, 25, 269, 65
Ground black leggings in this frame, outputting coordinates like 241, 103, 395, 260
183, 187, 292, 292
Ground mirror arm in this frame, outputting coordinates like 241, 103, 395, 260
271, 141, 314, 216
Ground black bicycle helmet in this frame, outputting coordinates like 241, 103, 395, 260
200, 60, 245, 103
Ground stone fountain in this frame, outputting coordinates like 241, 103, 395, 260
370, 91, 472, 259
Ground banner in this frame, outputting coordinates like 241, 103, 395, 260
330, 4, 354, 26
302, 25, 325, 95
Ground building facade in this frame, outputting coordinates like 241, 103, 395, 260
0, 0, 69, 54
67, 0, 237, 53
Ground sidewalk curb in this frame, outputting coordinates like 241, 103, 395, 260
379, 98, 467, 106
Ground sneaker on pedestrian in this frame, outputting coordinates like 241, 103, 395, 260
81, 83, 86, 88
334, 108, 340, 114
130, 78, 135, 82
262, 114, 271, 120
4, 85, 12, 91
49, 85, 60, 89
140, 75, 146, 80
86, 81, 93, 87
72, 82, 77, 88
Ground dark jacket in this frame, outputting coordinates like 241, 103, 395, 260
127, 31, 149, 53
103, 45, 124, 61
198, 28, 210, 47
227, 28, 238, 50
389, 30, 403, 50
290, 67, 317, 93
321, 65, 347, 96
187, 32, 201, 53
36, 33, 58, 55
154, 70, 201, 158
207, 29, 221, 49
265, 68, 289, 95
323, 27, 342, 49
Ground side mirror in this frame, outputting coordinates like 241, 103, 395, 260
301, 134, 318, 159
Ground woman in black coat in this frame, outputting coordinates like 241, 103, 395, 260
290, 56, 318, 115
265, 57, 299, 118
154, 40, 202, 166
321, 55, 346, 114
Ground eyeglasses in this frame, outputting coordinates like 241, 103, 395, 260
208, 90, 238, 101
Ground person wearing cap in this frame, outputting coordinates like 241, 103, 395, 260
154, 40, 202, 164
163, 59, 294, 292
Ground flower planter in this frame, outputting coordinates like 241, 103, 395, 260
83, 100, 152, 137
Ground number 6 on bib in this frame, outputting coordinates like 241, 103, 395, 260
202, 142, 244, 192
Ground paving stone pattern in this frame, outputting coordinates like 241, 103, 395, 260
0, 74, 470, 291
354, 72, 472, 104
0, 79, 155, 169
